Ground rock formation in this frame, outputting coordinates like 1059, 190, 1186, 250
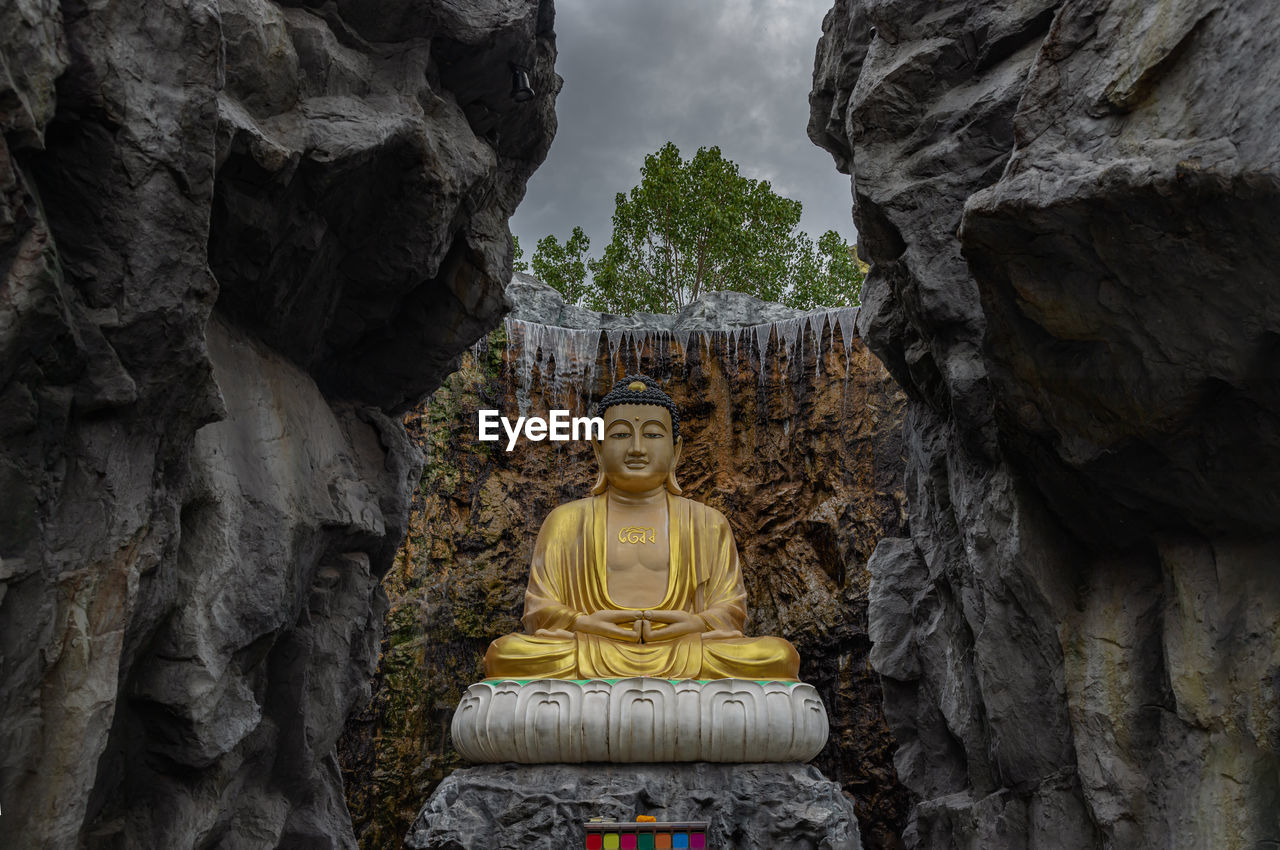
339, 275, 912, 849
407, 763, 862, 850
0, 1, 556, 847
811, 1, 1280, 847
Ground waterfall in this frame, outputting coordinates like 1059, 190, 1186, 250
506, 318, 602, 417
497, 304, 864, 419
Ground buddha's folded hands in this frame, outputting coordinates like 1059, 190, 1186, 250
532, 610, 746, 645
641, 609, 704, 641
572, 609, 644, 642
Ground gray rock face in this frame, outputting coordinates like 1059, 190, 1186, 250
408, 763, 863, 850
211, 0, 558, 412
811, 0, 1280, 848
0, 1, 555, 847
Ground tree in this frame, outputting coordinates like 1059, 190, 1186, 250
529, 143, 864, 314
785, 230, 867, 310
512, 235, 529, 273
584, 143, 797, 312
531, 226, 591, 306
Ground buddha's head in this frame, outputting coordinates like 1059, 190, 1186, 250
591, 375, 683, 496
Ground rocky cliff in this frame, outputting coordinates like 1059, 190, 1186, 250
338, 275, 912, 849
0, 2, 556, 846
810, 1, 1280, 847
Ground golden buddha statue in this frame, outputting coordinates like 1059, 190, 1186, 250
484, 376, 800, 681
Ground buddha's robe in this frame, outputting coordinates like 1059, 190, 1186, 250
484, 493, 800, 680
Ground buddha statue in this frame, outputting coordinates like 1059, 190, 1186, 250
484, 375, 801, 681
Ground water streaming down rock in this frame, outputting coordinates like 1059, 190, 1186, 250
507, 318, 602, 417
340, 276, 911, 850
500, 281, 863, 424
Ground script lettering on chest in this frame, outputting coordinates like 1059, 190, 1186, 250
618, 526, 657, 544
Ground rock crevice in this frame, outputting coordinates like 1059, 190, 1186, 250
0, 2, 556, 846
811, 0, 1280, 847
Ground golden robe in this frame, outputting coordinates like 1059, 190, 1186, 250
484, 493, 800, 680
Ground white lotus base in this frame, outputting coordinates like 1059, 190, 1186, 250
450, 677, 829, 764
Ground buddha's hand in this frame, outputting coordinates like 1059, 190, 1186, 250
701, 628, 745, 640
571, 610, 643, 642
640, 609, 706, 642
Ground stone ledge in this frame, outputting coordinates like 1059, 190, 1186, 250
407, 762, 862, 850
451, 677, 829, 764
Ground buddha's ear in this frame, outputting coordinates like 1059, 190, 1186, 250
665, 436, 683, 495
590, 438, 608, 495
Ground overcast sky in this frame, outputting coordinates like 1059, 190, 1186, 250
510, 0, 853, 267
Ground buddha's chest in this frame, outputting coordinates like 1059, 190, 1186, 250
605, 505, 670, 606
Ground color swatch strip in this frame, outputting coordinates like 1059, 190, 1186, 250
584, 821, 709, 850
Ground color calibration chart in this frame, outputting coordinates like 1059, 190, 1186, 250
584, 820, 710, 849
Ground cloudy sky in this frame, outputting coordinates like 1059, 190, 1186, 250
510, 0, 853, 266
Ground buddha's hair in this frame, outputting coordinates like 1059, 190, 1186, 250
595, 374, 681, 443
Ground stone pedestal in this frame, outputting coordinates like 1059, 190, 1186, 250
452, 678, 830, 763
406, 763, 862, 850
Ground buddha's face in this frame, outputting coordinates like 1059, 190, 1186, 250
596, 403, 681, 494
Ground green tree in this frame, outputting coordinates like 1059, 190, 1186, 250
531, 226, 591, 306
512, 235, 529, 273
785, 230, 866, 310
529, 143, 864, 314
586, 142, 805, 312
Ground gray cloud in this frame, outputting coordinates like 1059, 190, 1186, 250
511, 0, 853, 267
